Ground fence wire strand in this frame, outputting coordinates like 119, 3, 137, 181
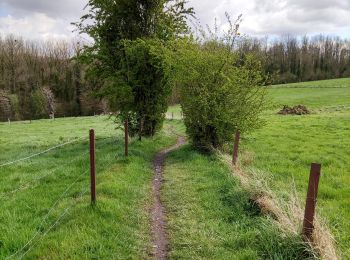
0, 150, 90, 199
10, 157, 117, 259
0, 137, 114, 199
5, 134, 117, 259
0, 136, 87, 168
2, 125, 122, 258
7, 170, 89, 259
17, 186, 89, 259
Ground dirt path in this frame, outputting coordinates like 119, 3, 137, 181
151, 137, 186, 260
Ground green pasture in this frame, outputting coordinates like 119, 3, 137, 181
241, 78, 350, 257
0, 77, 349, 258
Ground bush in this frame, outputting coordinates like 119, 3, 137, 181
168, 38, 267, 151
9, 94, 20, 120
75, 0, 193, 139
31, 89, 49, 119
105, 39, 170, 138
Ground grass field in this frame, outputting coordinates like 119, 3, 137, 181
0, 116, 314, 259
163, 146, 311, 259
241, 78, 350, 257
0, 116, 178, 258
0, 77, 349, 259
1, 116, 307, 259
162, 78, 350, 258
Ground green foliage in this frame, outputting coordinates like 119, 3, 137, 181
75, 0, 193, 138
106, 39, 170, 137
168, 36, 267, 150
30, 89, 48, 119
9, 94, 20, 120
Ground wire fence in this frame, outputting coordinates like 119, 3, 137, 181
0, 151, 90, 199
1, 128, 118, 259
7, 156, 117, 259
0, 118, 116, 168
0, 135, 116, 201
8, 181, 89, 259
0, 137, 87, 168
8, 172, 87, 256
1, 118, 172, 258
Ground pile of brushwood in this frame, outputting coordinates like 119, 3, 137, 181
278, 105, 310, 115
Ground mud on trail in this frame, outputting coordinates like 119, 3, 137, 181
151, 137, 186, 260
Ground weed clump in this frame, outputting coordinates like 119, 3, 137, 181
278, 105, 310, 115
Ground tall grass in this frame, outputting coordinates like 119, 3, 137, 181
218, 151, 338, 259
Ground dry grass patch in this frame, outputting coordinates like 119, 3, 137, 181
217, 151, 338, 260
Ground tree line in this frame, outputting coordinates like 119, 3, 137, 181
1, 28, 350, 122
237, 35, 350, 84
0, 35, 105, 121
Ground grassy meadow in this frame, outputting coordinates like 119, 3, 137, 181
0, 116, 178, 258
161, 78, 350, 258
1, 116, 306, 259
241, 78, 350, 257
0, 77, 349, 259
163, 145, 310, 259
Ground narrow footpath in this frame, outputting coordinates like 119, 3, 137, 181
151, 137, 186, 260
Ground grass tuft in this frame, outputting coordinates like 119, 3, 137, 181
218, 150, 338, 259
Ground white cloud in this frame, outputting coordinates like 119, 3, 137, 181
191, 0, 350, 38
0, 0, 349, 40
0, 13, 76, 40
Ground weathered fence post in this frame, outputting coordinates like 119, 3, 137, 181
8, 118, 10, 125
232, 130, 240, 165
302, 163, 321, 240
89, 129, 96, 204
172, 112, 174, 120
124, 119, 129, 157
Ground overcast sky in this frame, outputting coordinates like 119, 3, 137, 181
0, 0, 350, 41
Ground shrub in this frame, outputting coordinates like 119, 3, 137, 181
168, 36, 267, 151
105, 39, 170, 137
31, 89, 49, 119
75, 0, 193, 139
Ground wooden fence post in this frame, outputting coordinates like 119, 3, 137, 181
89, 129, 96, 204
124, 119, 129, 157
232, 130, 240, 165
302, 163, 321, 240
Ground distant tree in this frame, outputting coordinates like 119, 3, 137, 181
237, 35, 350, 84
0, 35, 105, 121
74, 0, 194, 138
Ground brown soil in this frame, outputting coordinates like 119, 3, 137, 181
278, 105, 310, 115
151, 137, 186, 260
